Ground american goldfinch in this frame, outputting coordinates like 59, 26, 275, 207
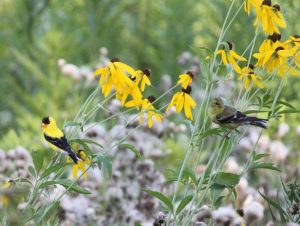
41, 116, 78, 163
209, 98, 268, 129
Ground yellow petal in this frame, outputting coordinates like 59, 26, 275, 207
230, 50, 247, 61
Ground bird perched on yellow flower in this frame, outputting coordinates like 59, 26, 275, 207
209, 98, 268, 129
166, 86, 197, 120
254, 1, 286, 35
217, 41, 247, 73
41, 116, 78, 164
177, 71, 194, 89
238, 64, 264, 89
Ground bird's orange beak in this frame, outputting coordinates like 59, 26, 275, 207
41, 123, 46, 128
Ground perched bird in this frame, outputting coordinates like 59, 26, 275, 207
41, 116, 78, 163
209, 98, 268, 129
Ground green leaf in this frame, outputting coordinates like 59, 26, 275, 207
248, 162, 280, 172
142, 189, 173, 214
69, 138, 103, 158
199, 128, 224, 138
26, 201, 60, 223
243, 110, 270, 114
97, 154, 112, 178
214, 172, 240, 187
28, 166, 36, 178
120, 143, 143, 159
40, 162, 70, 179
210, 184, 225, 208
31, 151, 44, 173
278, 109, 300, 114
278, 100, 295, 109
175, 195, 193, 215
63, 121, 82, 128
254, 153, 270, 161
39, 179, 91, 194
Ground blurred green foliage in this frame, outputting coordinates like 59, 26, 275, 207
0, 0, 300, 150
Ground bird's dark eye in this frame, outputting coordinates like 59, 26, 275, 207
42, 117, 50, 125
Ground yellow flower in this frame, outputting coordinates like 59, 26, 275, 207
3, 180, 12, 188
1, 180, 13, 207
67, 150, 91, 179
238, 64, 264, 89
177, 71, 194, 89
116, 80, 143, 106
254, 41, 297, 76
166, 86, 197, 120
217, 42, 247, 73
138, 96, 163, 128
284, 35, 300, 48
254, 1, 286, 35
244, 0, 262, 15
94, 58, 135, 97
132, 69, 152, 92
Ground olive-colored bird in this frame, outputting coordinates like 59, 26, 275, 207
41, 116, 78, 163
209, 98, 268, 129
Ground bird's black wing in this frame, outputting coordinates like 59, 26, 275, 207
44, 134, 71, 150
216, 110, 247, 124
44, 134, 78, 163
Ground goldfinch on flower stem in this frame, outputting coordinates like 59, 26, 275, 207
41, 117, 78, 164
209, 98, 268, 129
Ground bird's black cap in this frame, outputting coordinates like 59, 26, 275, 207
42, 116, 50, 124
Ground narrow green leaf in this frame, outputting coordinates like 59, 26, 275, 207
97, 154, 112, 178
40, 162, 70, 179
175, 195, 193, 215
120, 143, 143, 159
39, 179, 91, 194
214, 172, 240, 187
279, 109, 300, 114
243, 110, 270, 114
142, 189, 173, 213
28, 166, 36, 178
199, 128, 224, 138
248, 162, 280, 172
254, 153, 270, 161
210, 184, 225, 208
31, 151, 44, 173
63, 121, 82, 128
278, 101, 295, 109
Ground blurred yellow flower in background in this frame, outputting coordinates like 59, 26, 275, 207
254, 1, 286, 35
217, 42, 247, 73
166, 86, 197, 120
138, 96, 163, 128
238, 64, 264, 89
177, 71, 194, 89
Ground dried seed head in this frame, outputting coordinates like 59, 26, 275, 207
262, 0, 271, 6
273, 4, 280, 11
147, 96, 156, 103
268, 33, 281, 42
110, 58, 120, 62
182, 86, 192, 94
142, 68, 151, 76
226, 41, 233, 50
186, 71, 194, 78
275, 46, 284, 52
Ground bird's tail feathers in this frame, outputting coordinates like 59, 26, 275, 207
244, 117, 268, 129
66, 146, 79, 164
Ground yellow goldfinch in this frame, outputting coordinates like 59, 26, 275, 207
41, 116, 78, 164
209, 98, 268, 129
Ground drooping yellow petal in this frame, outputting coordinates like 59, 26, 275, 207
72, 164, 79, 179
229, 50, 247, 61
